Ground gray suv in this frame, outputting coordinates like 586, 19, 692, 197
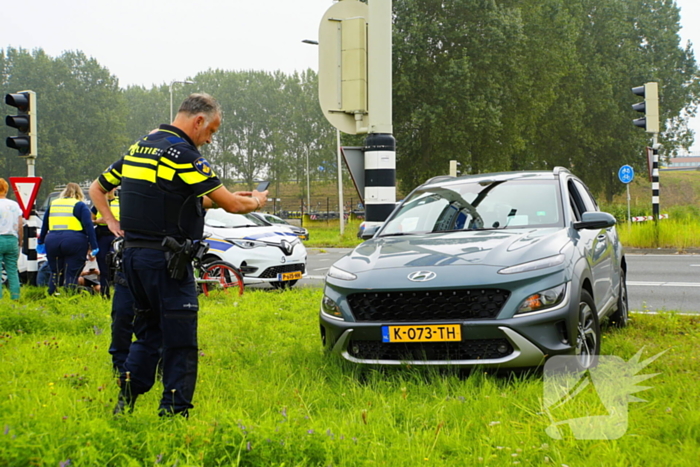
319, 167, 628, 370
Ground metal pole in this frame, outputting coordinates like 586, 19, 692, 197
652, 134, 660, 221
337, 128, 344, 235
306, 147, 311, 215
626, 184, 631, 226
169, 80, 194, 122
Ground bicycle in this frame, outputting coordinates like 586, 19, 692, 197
109, 237, 244, 297
192, 239, 244, 297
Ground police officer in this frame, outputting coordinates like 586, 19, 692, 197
89, 93, 268, 417
91, 187, 119, 297
39, 183, 99, 295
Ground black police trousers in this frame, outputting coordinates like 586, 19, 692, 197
121, 247, 199, 415
109, 273, 135, 374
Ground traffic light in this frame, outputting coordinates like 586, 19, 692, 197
631, 82, 659, 133
5, 90, 37, 157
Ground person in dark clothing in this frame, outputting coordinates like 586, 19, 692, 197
91, 187, 119, 298
89, 93, 268, 417
39, 183, 98, 295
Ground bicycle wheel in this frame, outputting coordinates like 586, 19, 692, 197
200, 261, 244, 297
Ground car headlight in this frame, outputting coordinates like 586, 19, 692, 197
498, 254, 565, 275
228, 239, 267, 249
321, 295, 344, 320
327, 265, 357, 281
516, 283, 567, 315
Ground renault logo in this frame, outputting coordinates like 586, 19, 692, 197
280, 239, 293, 256
408, 271, 437, 282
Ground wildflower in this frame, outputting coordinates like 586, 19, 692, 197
307, 429, 315, 434
489, 421, 501, 426
155, 453, 163, 464
3, 425, 9, 435
59, 460, 71, 467
246, 441, 252, 451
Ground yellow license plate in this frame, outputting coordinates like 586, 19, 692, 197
278, 271, 302, 281
382, 324, 461, 343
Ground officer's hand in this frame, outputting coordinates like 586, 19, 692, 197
252, 190, 269, 209
106, 218, 124, 238
91, 248, 100, 257
37, 243, 47, 255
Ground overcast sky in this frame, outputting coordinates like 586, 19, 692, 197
3, 0, 700, 150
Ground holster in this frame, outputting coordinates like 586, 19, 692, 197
162, 236, 193, 280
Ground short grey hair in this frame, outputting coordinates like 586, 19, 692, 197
178, 93, 222, 121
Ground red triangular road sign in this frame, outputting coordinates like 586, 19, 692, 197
9, 176, 43, 219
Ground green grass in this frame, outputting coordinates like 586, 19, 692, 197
304, 219, 364, 248
1, 288, 698, 466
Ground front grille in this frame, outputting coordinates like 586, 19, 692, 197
347, 339, 513, 361
348, 289, 510, 321
259, 263, 305, 278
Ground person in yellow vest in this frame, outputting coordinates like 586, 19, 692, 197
91, 187, 119, 297
38, 183, 98, 295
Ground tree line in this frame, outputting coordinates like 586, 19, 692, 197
1, 0, 698, 204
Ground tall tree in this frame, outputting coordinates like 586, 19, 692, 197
0, 47, 128, 199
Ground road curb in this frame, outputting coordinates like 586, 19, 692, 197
625, 248, 700, 255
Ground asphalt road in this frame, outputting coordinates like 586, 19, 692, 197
292, 247, 700, 314
625, 252, 700, 313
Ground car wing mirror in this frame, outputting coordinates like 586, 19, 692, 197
360, 225, 381, 240
573, 211, 616, 230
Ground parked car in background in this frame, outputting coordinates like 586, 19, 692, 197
249, 212, 309, 241
203, 209, 307, 289
320, 167, 627, 370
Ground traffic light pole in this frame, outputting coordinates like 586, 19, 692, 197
651, 134, 660, 222
25, 155, 39, 285
4, 90, 39, 284
363, 0, 396, 227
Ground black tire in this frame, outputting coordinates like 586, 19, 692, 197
270, 279, 298, 290
201, 261, 244, 297
610, 269, 629, 328
575, 290, 601, 370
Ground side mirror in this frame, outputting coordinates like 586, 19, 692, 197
573, 211, 616, 230
360, 224, 381, 240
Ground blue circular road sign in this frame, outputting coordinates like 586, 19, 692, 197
618, 165, 634, 184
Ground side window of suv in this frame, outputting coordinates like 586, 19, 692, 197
572, 179, 598, 212
567, 178, 598, 222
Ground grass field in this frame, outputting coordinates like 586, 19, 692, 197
1, 288, 698, 466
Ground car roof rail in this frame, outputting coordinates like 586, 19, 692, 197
423, 175, 455, 185
553, 166, 571, 176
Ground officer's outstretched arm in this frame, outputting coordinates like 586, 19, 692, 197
205, 186, 268, 214
89, 180, 124, 237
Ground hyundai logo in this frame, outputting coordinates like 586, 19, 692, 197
407, 271, 437, 282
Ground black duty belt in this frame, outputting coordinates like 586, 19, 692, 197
124, 240, 170, 251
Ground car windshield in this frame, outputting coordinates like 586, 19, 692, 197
205, 209, 267, 228
381, 179, 563, 236
264, 214, 290, 225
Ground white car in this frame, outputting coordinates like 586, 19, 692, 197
203, 209, 307, 289
249, 212, 309, 241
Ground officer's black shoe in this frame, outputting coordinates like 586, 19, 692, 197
113, 393, 138, 415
